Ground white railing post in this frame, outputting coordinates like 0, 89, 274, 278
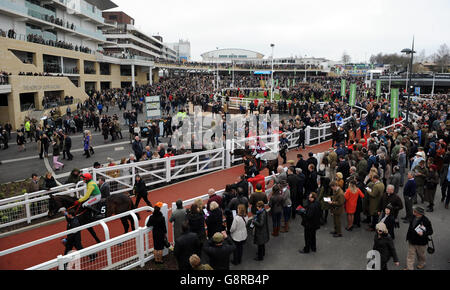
57, 255, 65, 270
161, 203, 170, 256
24, 193, 31, 225
305, 126, 311, 146
171, 202, 176, 245
99, 220, 112, 267
137, 226, 145, 267
225, 139, 231, 168
166, 158, 171, 183
131, 165, 136, 187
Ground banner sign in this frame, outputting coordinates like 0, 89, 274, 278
390, 89, 399, 119
349, 83, 356, 107
376, 80, 381, 98
145, 95, 161, 120
341, 79, 346, 97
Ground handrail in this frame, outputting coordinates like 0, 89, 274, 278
0, 206, 152, 257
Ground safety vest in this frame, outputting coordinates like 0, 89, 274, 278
24, 121, 31, 132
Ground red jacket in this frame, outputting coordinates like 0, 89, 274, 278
164, 153, 175, 167
248, 174, 266, 192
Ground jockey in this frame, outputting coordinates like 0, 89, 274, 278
251, 137, 266, 170
73, 173, 102, 216
335, 113, 343, 128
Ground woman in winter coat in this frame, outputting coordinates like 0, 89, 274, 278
146, 202, 167, 264
230, 204, 248, 265
268, 184, 284, 237
205, 201, 224, 239
344, 180, 364, 231
378, 204, 396, 239
187, 203, 206, 245
252, 201, 270, 261
372, 222, 399, 270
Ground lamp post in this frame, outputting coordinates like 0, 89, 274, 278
401, 38, 415, 124
216, 47, 219, 92
270, 43, 275, 102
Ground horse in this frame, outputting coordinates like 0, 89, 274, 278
48, 193, 140, 244
231, 148, 279, 176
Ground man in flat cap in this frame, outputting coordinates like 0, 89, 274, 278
405, 205, 433, 270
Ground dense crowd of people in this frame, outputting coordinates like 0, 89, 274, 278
1, 72, 449, 270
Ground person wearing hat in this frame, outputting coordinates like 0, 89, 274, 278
405, 205, 433, 270
146, 202, 167, 264
202, 231, 236, 270
372, 222, 399, 270
425, 164, 439, 212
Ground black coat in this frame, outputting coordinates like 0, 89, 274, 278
296, 159, 308, 174
305, 171, 318, 193
373, 234, 399, 266
337, 160, 350, 180
301, 200, 321, 230
188, 211, 206, 242
174, 232, 202, 270
379, 213, 396, 239
206, 208, 224, 239
406, 215, 433, 246
287, 173, 301, 201
146, 210, 167, 250
202, 237, 236, 270
236, 179, 249, 197
133, 179, 147, 196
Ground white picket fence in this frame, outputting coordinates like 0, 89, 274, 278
0, 205, 168, 270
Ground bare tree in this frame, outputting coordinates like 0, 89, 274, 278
435, 44, 450, 73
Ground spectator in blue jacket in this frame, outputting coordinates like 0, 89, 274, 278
402, 171, 417, 223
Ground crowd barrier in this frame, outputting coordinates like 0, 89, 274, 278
0, 205, 168, 270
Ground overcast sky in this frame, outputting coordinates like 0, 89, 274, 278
108, 0, 450, 62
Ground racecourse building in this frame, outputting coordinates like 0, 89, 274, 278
101, 11, 177, 62
0, 0, 163, 129
201, 48, 264, 64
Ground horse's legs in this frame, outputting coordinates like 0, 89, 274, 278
129, 215, 136, 231
120, 217, 130, 233
87, 227, 101, 244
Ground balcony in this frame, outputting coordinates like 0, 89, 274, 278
0, 73, 11, 94
0, 0, 106, 42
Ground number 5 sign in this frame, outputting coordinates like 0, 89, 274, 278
366, 250, 381, 270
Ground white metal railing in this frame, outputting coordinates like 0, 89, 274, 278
92, 149, 225, 195
0, 181, 85, 229
0, 205, 168, 270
